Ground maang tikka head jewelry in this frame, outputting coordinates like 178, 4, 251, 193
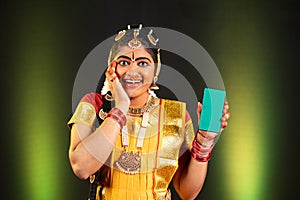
128, 29, 142, 49
108, 25, 161, 92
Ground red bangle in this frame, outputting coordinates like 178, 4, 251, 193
190, 138, 213, 162
191, 150, 212, 162
105, 108, 126, 129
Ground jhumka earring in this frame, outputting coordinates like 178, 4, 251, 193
150, 49, 161, 90
150, 77, 159, 90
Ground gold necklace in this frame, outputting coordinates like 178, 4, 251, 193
127, 95, 156, 116
114, 94, 156, 174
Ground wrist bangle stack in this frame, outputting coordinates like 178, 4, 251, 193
190, 130, 216, 162
105, 107, 126, 129
190, 138, 213, 162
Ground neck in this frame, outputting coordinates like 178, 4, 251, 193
129, 92, 150, 108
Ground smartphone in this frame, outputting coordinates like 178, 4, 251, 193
199, 88, 226, 133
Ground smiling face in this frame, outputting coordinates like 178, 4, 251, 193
114, 46, 155, 98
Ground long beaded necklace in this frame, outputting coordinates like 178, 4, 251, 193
114, 94, 156, 174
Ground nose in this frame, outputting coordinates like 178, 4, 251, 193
127, 61, 139, 72
124, 63, 141, 78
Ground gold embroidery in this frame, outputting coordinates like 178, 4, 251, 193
162, 125, 179, 136
184, 120, 196, 148
154, 100, 186, 197
98, 99, 194, 200
67, 102, 97, 129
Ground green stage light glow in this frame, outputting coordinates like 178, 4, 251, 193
204, 1, 277, 199
12, 5, 68, 200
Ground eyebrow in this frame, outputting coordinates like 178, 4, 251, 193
116, 55, 131, 60
116, 55, 152, 62
135, 57, 152, 62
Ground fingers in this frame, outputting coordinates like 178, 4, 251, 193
197, 102, 203, 113
106, 61, 119, 83
222, 100, 230, 121
221, 121, 228, 129
105, 61, 121, 95
219, 121, 228, 133
108, 61, 117, 72
107, 67, 114, 75
223, 100, 229, 114
197, 102, 203, 124
222, 113, 230, 121
220, 101, 230, 132
110, 74, 117, 82
105, 61, 129, 106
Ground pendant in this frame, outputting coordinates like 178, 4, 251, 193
114, 150, 141, 174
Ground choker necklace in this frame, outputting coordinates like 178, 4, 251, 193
127, 95, 156, 116
114, 94, 156, 174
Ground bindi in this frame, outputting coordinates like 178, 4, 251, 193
131, 52, 135, 62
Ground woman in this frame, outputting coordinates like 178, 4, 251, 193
67, 24, 230, 200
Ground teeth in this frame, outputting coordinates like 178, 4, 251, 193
125, 80, 142, 84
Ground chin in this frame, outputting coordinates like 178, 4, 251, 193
126, 90, 143, 98
125, 86, 150, 99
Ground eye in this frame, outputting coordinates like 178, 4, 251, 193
137, 61, 150, 67
118, 60, 130, 66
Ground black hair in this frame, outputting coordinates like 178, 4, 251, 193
96, 25, 161, 125
108, 25, 160, 68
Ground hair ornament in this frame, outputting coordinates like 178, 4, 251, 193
147, 29, 159, 46
128, 29, 142, 49
115, 30, 126, 41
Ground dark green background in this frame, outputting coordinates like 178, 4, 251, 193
2, 0, 299, 199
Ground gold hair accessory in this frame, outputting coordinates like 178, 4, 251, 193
115, 30, 126, 41
128, 29, 142, 49
147, 29, 159, 46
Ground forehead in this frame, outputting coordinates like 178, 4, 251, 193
115, 46, 154, 61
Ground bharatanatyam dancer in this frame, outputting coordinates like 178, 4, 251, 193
67, 24, 230, 200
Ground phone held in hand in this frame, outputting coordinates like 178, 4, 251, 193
199, 88, 226, 133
